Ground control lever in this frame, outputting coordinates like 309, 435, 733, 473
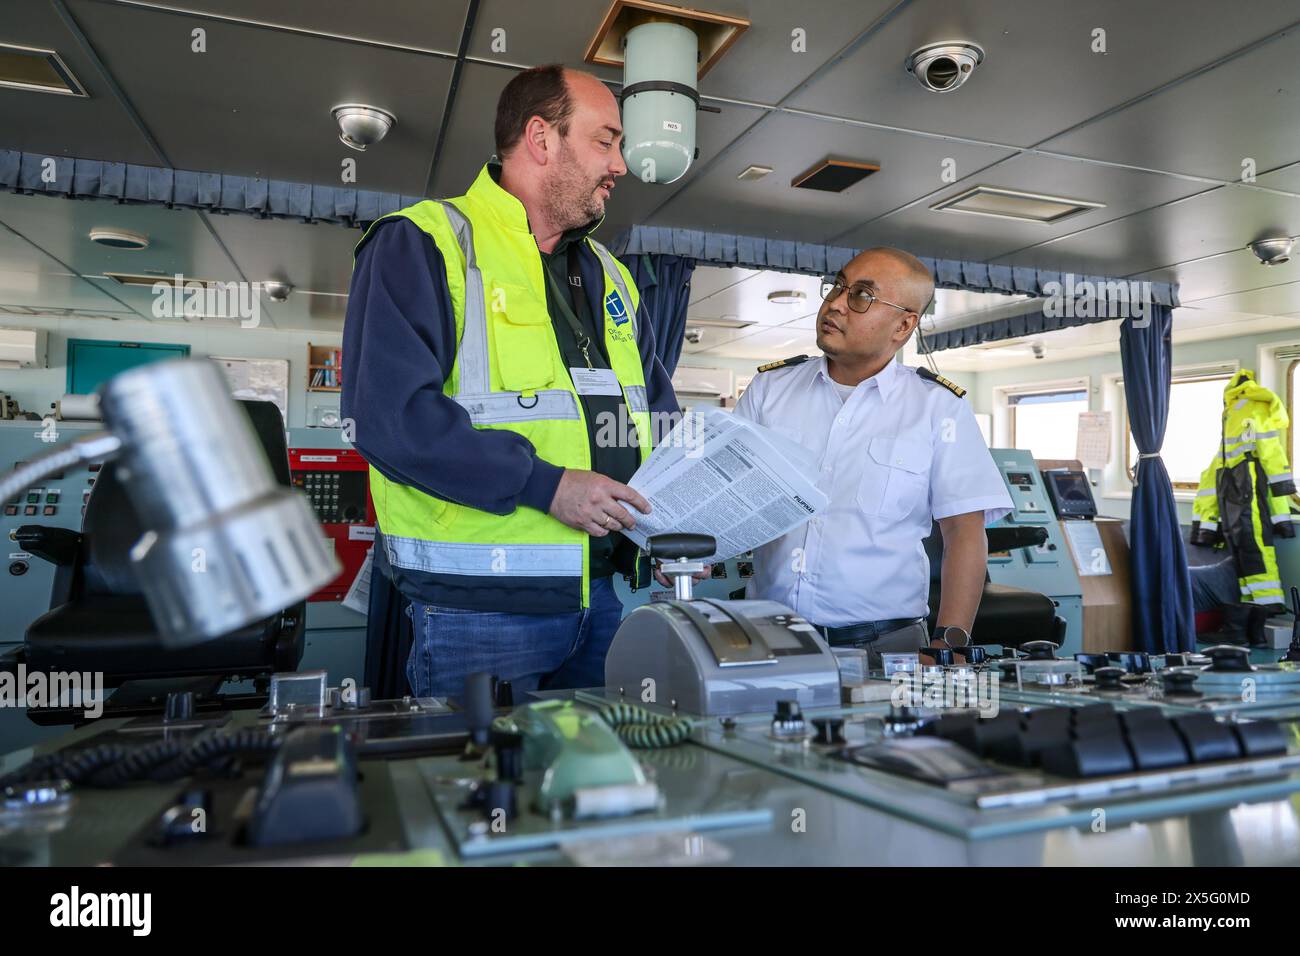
1203, 644, 1252, 672
1161, 670, 1201, 697
492, 678, 514, 708
646, 533, 716, 601
1020, 640, 1059, 661
462, 672, 495, 758
1092, 666, 1125, 692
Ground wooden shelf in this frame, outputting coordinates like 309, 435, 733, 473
307, 342, 342, 392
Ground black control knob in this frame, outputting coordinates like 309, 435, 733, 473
811, 717, 846, 745
775, 700, 802, 722
1162, 670, 1201, 697
1075, 653, 1110, 674
164, 691, 195, 723
1093, 666, 1125, 691
959, 645, 988, 665
1021, 640, 1059, 661
463, 672, 495, 749
1204, 644, 1252, 672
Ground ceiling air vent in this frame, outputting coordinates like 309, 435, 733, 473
791, 158, 880, 193
931, 186, 1104, 224
0, 44, 85, 96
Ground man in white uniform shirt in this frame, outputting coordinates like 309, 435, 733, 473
734, 247, 1012, 666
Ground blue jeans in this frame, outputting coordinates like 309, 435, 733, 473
405, 577, 624, 700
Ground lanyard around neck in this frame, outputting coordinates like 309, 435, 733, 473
542, 254, 595, 369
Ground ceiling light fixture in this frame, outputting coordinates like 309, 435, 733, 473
0, 43, 86, 96
767, 291, 807, 305
690, 316, 755, 329
1248, 237, 1294, 266
737, 165, 773, 182
88, 228, 149, 250
932, 185, 1104, 224
331, 104, 396, 151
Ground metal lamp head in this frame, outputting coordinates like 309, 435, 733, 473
260, 280, 293, 302
97, 359, 339, 645
331, 104, 396, 151
1249, 237, 1294, 266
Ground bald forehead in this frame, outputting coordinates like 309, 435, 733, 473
843, 247, 934, 313
563, 69, 622, 130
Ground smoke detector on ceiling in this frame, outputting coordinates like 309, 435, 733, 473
905, 41, 984, 93
88, 228, 148, 250
332, 104, 396, 151
1249, 237, 1294, 266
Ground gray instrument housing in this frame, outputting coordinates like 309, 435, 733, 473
605, 598, 841, 716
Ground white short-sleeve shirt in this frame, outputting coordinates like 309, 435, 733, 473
733, 355, 1012, 627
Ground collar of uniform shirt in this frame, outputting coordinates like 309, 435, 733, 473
814, 355, 904, 401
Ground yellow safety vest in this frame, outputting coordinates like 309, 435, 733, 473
354, 165, 653, 611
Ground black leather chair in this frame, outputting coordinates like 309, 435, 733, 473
6, 400, 305, 722
923, 523, 1063, 649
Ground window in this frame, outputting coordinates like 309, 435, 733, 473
1009, 388, 1089, 460
1124, 373, 1231, 490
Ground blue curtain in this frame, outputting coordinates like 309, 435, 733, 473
622, 253, 696, 377
1120, 304, 1196, 652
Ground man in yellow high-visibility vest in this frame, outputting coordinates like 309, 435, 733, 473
342, 65, 687, 699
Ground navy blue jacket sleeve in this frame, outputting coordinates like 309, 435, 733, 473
340, 218, 563, 516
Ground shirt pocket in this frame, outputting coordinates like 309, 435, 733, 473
856, 436, 931, 519
489, 281, 557, 392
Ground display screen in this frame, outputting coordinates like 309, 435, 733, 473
1045, 470, 1097, 517
1006, 471, 1034, 487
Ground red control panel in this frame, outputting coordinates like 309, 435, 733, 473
288, 447, 375, 602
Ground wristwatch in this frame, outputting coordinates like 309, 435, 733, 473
931, 625, 971, 647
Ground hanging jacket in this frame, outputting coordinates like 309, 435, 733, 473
1196, 370, 1297, 609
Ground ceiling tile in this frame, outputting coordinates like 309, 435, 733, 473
150, 0, 471, 50
65, 0, 453, 194
0, 0, 160, 163
650, 111, 1015, 243
1040, 26, 1300, 179
989, 185, 1300, 276
785, 0, 1300, 148
836, 151, 1210, 258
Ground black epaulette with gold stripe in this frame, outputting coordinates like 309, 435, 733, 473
916, 366, 967, 398
756, 354, 810, 373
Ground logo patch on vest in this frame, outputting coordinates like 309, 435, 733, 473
605, 290, 629, 326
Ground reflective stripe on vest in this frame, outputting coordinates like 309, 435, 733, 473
383, 536, 583, 577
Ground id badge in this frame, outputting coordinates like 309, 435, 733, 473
569, 367, 623, 396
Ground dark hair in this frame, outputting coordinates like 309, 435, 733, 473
494, 64, 574, 156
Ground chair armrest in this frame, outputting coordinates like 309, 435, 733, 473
985, 526, 1048, 552
14, 525, 83, 567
